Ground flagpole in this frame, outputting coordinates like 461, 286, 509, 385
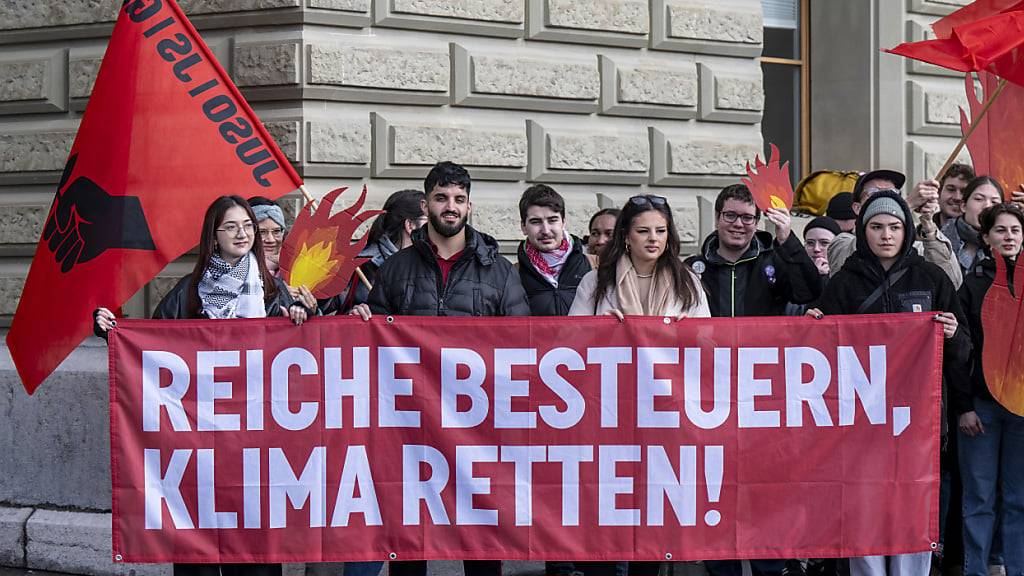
936, 76, 1008, 181
297, 183, 374, 291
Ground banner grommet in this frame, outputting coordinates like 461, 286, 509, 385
662, 317, 671, 324
115, 554, 123, 562
389, 552, 398, 560
665, 553, 673, 560
386, 316, 395, 324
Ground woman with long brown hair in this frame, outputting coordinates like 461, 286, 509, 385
94, 195, 309, 576
570, 194, 708, 319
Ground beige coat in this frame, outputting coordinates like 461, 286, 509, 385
568, 268, 711, 317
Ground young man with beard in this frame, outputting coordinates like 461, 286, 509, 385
827, 170, 962, 288
685, 183, 821, 317
350, 160, 528, 576
516, 184, 595, 316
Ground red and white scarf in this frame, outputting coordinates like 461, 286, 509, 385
526, 237, 571, 287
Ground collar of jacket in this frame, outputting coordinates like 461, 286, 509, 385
700, 230, 774, 266
411, 224, 498, 266
358, 236, 400, 267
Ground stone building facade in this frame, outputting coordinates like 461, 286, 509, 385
0, 0, 976, 573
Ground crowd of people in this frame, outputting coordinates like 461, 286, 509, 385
92, 160, 1022, 576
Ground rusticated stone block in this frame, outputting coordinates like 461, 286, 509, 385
0, 1, 119, 30
0, 277, 26, 315
667, 2, 762, 44
69, 57, 102, 99
0, 205, 47, 245
308, 45, 449, 92
0, 132, 75, 173
670, 140, 759, 175
546, 0, 648, 34
0, 61, 48, 102
179, 0, 300, 15
308, 120, 370, 164
548, 133, 648, 172
619, 65, 697, 106
391, 124, 527, 168
926, 91, 966, 125
309, 0, 370, 9
233, 42, 300, 87
471, 54, 598, 100
715, 75, 763, 112
263, 121, 299, 162
392, 0, 524, 23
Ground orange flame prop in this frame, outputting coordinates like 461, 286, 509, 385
982, 254, 1024, 415
961, 70, 1024, 196
278, 186, 384, 299
741, 144, 793, 211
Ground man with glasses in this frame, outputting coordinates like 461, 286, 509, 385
826, 170, 962, 288
685, 183, 821, 318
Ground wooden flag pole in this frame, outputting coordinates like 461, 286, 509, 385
936, 77, 1008, 181
296, 183, 373, 292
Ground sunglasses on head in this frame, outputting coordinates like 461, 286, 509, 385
629, 195, 668, 207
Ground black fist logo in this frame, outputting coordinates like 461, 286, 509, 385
43, 154, 156, 273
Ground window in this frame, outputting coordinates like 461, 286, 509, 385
761, 0, 809, 187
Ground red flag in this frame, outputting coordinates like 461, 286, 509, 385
6, 0, 303, 394
932, 0, 1024, 37
887, 9, 1024, 86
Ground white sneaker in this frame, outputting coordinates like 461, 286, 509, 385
987, 565, 1005, 576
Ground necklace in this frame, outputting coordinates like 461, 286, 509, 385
636, 272, 654, 278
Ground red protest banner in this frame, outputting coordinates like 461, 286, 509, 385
7, 0, 302, 394
108, 314, 942, 563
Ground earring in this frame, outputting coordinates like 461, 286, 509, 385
625, 244, 631, 253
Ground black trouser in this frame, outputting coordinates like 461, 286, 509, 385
389, 560, 501, 576
173, 564, 282, 576
705, 560, 785, 576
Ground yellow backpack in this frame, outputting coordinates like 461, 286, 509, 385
793, 170, 860, 215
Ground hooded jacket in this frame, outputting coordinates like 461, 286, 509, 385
366, 224, 530, 316
817, 192, 971, 430
955, 251, 1009, 415
684, 230, 821, 317
516, 235, 594, 316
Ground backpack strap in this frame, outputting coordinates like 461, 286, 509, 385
855, 268, 908, 314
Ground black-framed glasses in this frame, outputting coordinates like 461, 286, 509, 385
719, 211, 758, 225
629, 195, 667, 207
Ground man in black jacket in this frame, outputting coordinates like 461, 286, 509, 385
351, 161, 529, 319
687, 183, 820, 576
350, 162, 527, 576
516, 184, 595, 316
685, 184, 821, 318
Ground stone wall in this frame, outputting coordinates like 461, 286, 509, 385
0, 0, 766, 325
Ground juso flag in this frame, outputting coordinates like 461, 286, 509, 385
7, 0, 303, 394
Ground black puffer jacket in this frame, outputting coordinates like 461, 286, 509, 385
817, 192, 971, 433
153, 274, 298, 319
367, 225, 530, 316
516, 236, 594, 316
955, 252, 1009, 415
685, 230, 821, 317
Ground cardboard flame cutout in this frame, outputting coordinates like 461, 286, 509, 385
960, 70, 1024, 195
279, 186, 383, 299
741, 144, 794, 211
982, 254, 1024, 415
